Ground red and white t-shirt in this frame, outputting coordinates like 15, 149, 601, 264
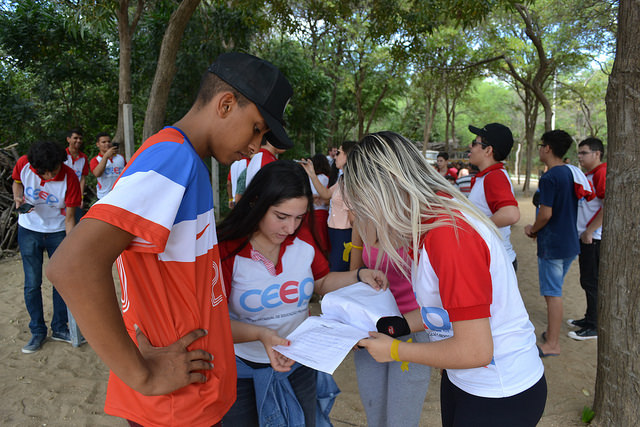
64, 148, 89, 181
84, 127, 236, 427
227, 157, 249, 197
412, 204, 543, 398
220, 225, 330, 363
12, 156, 81, 233
577, 163, 606, 240
468, 163, 518, 261
90, 153, 126, 199
245, 148, 277, 187
311, 174, 330, 211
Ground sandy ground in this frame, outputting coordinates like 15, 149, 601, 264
0, 191, 597, 426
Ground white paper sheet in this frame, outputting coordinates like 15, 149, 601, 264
273, 282, 402, 374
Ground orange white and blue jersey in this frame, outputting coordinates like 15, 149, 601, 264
83, 126, 236, 427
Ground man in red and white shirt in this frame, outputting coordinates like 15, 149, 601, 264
12, 141, 81, 354
468, 123, 520, 271
64, 128, 89, 220
245, 139, 285, 187
90, 132, 126, 199
569, 137, 607, 341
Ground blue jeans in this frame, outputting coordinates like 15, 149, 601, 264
17, 226, 68, 336
222, 361, 317, 427
537, 256, 576, 297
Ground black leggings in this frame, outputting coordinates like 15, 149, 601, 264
440, 370, 547, 427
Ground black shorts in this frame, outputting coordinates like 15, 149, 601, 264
440, 370, 547, 427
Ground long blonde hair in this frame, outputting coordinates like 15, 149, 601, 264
343, 131, 499, 274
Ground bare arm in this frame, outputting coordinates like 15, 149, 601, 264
64, 206, 76, 234
525, 205, 552, 237
301, 160, 333, 200
490, 205, 520, 228
349, 225, 365, 270
314, 267, 388, 296
92, 148, 117, 177
403, 309, 426, 333
229, 320, 294, 372
358, 317, 494, 369
581, 209, 604, 244
12, 181, 25, 208
46, 219, 212, 395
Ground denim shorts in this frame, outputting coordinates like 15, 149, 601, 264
538, 256, 576, 297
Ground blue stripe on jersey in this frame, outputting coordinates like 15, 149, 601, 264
122, 130, 214, 223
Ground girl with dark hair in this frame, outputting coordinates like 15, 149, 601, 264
302, 141, 358, 272
218, 160, 388, 427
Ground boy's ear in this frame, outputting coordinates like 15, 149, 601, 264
217, 92, 236, 117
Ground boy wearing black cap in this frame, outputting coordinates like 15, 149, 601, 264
468, 123, 520, 271
46, 52, 293, 426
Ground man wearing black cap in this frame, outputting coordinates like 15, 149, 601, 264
46, 52, 293, 426
468, 123, 520, 271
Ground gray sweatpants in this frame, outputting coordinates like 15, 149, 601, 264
354, 330, 431, 427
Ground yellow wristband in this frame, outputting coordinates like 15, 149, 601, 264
390, 339, 402, 362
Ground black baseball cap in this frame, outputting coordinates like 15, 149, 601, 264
208, 52, 294, 149
468, 123, 514, 161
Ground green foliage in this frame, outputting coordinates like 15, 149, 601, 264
582, 405, 595, 423
0, 0, 117, 150
0, 0, 614, 178
259, 40, 333, 158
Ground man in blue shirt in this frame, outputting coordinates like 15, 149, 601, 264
525, 130, 580, 357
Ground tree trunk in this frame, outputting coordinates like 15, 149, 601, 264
593, 0, 640, 424
142, 0, 201, 141
115, 0, 144, 144
422, 97, 438, 154
522, 90, 538, 195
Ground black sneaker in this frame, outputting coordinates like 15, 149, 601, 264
568, 328, 597, 341
22, 334, 47, 354
566, 318, 587, 328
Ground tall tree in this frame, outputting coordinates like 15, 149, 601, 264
142, 0, 201, 141
594, 0, 640, 424
115, 0, 145, 144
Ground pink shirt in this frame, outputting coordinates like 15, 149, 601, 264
327, 180, 351, 229
362, 245, 419, 314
